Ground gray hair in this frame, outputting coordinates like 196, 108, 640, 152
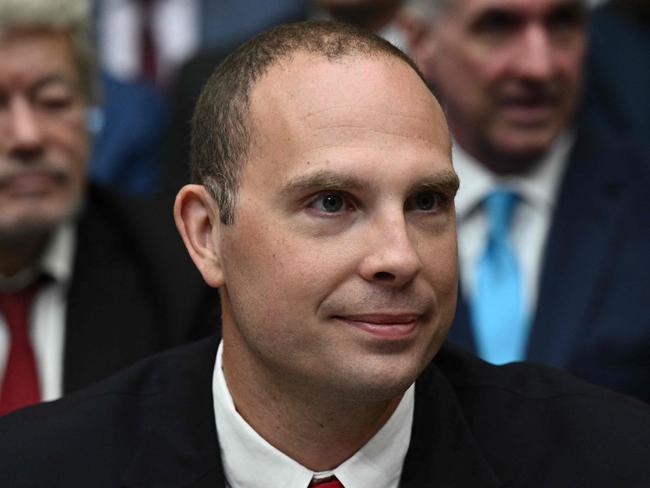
0, 0, 97, 103
191, 20, 428, 224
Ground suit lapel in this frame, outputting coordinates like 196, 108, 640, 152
115, 339, 501, 487
400, 363, 503, 487
121, 338, 226, 488
527, 128, 629, 366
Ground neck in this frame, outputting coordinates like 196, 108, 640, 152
221, 326, 402, 471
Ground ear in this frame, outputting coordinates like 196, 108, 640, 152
174, 184, 225, 288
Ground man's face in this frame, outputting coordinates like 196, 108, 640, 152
0, 29, 88, 242
216, 54, 458, 403
417, 0, 586, 170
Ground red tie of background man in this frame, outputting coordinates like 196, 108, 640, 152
139, 0, 158, 83
310, 476, 344, 488
0, 282, 41, 415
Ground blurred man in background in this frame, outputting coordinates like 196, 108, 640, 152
0, 0, 217, 415
407, 0, 650, 401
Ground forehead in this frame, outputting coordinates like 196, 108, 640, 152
248, 52, 450, 160
0, 28, 78, 86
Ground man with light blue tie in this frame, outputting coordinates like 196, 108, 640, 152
407, 0, 650, 402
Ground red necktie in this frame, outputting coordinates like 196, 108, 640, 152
310, 477, 344, 488
0, 282, 41, 415
140, 0, 158, 83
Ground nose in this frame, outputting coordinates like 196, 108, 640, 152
3, 98, 45, 160
358, 213, 422, 287
512, 25, 553, 81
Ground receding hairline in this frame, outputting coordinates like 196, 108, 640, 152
251, 47, 429, 97
245, 48, 438, 142
256, 47, 424, 82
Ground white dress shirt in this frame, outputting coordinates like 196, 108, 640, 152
97, 0, 199, 83
212, 341, 414, 488
0, 224, 75, 402
453, 133, 573, 317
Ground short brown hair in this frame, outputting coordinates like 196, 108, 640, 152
191, 20, 427, 224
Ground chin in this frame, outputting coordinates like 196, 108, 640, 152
486, 130, 560, 173
504, 122, 563, 151
0, 201, 81, 243
332, 352, 433, 403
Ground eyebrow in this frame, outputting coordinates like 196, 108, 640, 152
31, 75, 80, 94
280, 169, 371, 197
279, 167, 460, 198
408, 170, 460, 198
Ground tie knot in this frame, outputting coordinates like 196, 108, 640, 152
310, 476, 344, 488
484, 189, 518, 239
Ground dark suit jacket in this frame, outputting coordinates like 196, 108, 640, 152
61, 185, 220, 393
580, 1, 650, 149
1, 336, 649, 487
447, 125, 650, 402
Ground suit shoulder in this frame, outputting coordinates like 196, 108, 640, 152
425, 344, 650, 483
0, 338, 218, 485
433, 342, 649, 407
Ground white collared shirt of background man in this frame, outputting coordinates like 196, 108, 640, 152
97, 0, 200, 83
0, 224, 75, 402
454, 132, 573, 319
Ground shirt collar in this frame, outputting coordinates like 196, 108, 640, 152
40, 222, 76, 284
453, 132, 573, 221
213, 340, 414, 488
0, 223, 75, 291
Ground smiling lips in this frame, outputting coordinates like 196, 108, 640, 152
335, 313, 420, 339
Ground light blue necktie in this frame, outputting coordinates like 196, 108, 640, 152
471, 189, 527, 364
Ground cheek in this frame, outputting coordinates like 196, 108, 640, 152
560, 52, 585, 87
558, 34, 586, 75
456, 37, 507, 85
222, 218, 332, 313
438, 47, 501, 119
48, 118, 89, 183
418, 231, 458, 293
65, 119, 90, 162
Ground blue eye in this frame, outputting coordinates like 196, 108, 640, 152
310, 192, 347, 213
410, 191, 441, 212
